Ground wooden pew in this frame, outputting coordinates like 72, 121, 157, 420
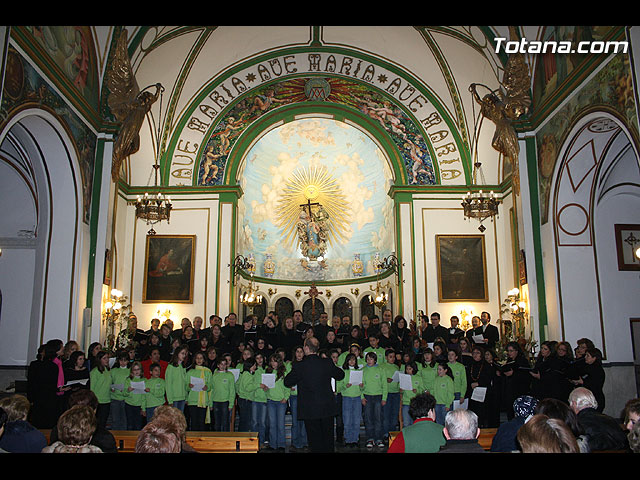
389, 427, 498, 451
40, 429, 259, 453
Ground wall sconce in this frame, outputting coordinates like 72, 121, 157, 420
268, 288, 277, 297
350, 288, 359, 296
325, 289, 332, 299
102, 288, 130, 353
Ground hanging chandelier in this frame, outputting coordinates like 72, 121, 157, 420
462, 163, 500, 233
239, 273, 263, 307
134, 84, 172, 235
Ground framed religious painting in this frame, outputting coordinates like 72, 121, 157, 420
436, 234, 488, 302
614, 224, 640, 271
143, 235, 196, 303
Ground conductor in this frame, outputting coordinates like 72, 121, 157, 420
284, 337, 345, 452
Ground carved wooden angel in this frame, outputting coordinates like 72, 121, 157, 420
470, 27, 531, 193
106, 29, 163, 181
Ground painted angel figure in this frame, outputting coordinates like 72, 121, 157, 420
469, 27, 531, 191
106, 29, 163, 181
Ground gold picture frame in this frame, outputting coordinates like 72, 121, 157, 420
436, 234, 488, 302
143, 234, 196, 303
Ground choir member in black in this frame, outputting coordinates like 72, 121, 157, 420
293, 310, 312, 341
209, 324, 231, 356
364, 315, 380, 339
472, 311, 500, 350
392, 316, 412, 354
335, 316, 353, 346
421, 312, 450, 345
278, 316, 302, 361
221, 313, 244, 348
254, 336, 273, 361
345, 325, 365, 350
467, 345, 495, 428
190, 334, 211, 357
63, 350, 90, 407
27, 345, 46, 406
447, 315, 465, 351
192, 316, 206, 339
457, 337, 474, 368
171, 317, 192, 341
138, 331, 163, 361
312, 312, 332, 344
432, 341, 448, 363
378, 321, 401, 352
321, 329, 341, 353
242, 315, 259, 349
202, 314, 222, 339
158, 324, 173, 361
145, 317, 161, 337
498, 341, 532, 420
257, 315, 280, 352
30, 339, 67, 429
482, 348, 501, 427
529, 341, 567, 402
554, 341, 575, 403
571, 347, 606, 413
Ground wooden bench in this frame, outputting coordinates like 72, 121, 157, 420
40, 429, 259, 453
389, 427, 498, 451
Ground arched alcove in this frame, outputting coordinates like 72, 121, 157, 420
332, 296, 353, 321
274, 296, 294, 322
548, 113, 640, 364
0, 110, 84, 363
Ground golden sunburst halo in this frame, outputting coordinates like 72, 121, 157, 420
275, 165, 351, 250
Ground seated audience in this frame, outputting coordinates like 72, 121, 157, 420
135, 418, 182, 453
49, 389, 117, 453
41, 405, 103, 453
387, 392, 446, 453
490, 395, 538, 452
150, 405, 197, 453
568, 387, 628, 452
628, 421, 640, 453
535, 397, 589, 452
0, 394, 47, 453
517, 413, 580, 453
438, 408, 486, 453
623, 398, 640, 432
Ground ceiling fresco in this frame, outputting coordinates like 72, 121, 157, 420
236, 116, 395, 282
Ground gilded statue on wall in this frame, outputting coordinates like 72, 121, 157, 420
470, 26, 531, 194
296, 206, 329, 261
106, 29, 163, 181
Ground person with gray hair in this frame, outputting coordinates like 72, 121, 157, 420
569, 387, 628, 451
438, 408, 486, 453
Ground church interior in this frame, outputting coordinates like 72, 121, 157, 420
0, 25, 639, 425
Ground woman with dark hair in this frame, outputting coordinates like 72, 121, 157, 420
346, 325, 365, 350
392, 315, 412, 354
467, 345, 494, 428
499, 341, 532, 420
530, 341, 566, 402
30, 339, 67, 429
86, 342, 102, 372
166, 344, 189, 413
277, 317, 301, 361
63, 350, 90, 407
571, 347, 606, 412
90, 350, 113, 430
535, 397, 589, 452
483, 349, 501, 427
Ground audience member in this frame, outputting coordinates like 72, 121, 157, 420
387, 393, 446, 453
623, 398, 640, 432
438, 408, 486, 453
49, 389, 117, 453
135, 418, 182, 453
41, 405, 103, 453
517, 413, 580, 453
0, 394, 47, 453
628, 420, 640, 453
569, 387, 628, 452
151, 405, 197, 453
534, 397, 589, 452
490, 395, 538, 452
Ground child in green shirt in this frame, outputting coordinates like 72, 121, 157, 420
381, 349, 401, 438
165, 345, 189, 413
432, 362, 455, 425
264, 354, 290, 451
109, 350, 130, 430
235, 358, 257, 432
186, 352, 213, 431
123, 361, 145, 430
362, 352, 388, 449
400, 361, 424, 428
145, 362, 166, 419
338, 353, 364, 448
447, 349, 467, 402
211, 357, 235, 432
89, 351, 112, 430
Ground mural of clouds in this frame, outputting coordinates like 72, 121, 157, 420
237, 117, 394, 281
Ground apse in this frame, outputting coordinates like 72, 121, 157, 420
236, 116, 395, 282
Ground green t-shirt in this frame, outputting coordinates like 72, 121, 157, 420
362, 364, 388, 401
165, 364, 187, 403
90, 368, 112, 404
109, 366, 130, 401
337, 367, 364, 398
145, 377, 166, 408
211, 369, 236, 405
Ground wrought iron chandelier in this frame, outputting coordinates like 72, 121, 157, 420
134, 84, 172, 235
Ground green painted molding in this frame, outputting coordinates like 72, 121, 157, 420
85, 137, 106, 308
524, 136, 548, 341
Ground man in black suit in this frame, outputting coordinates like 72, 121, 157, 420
284, 337, 345, 453
475, 311, 499, 350
421, 312, 450, 345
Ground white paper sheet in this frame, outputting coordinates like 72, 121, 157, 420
64, 378, 88, 387
112, 383, 124, 392
391, 370, 400, 382
398, 373, 413, 391
229, 368, 240, 382
471, 386, 487, 402
130, 381, 146, 394
190, 376, 205, 392
349, 369, 363, 386
453, 398, 469, 410
472, 334, 485, 344
261, 373, 276, 389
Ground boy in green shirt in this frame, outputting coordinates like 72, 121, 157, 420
362, 352, 388, 449
363, 335, 386, 364
144, 362, 166, 419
